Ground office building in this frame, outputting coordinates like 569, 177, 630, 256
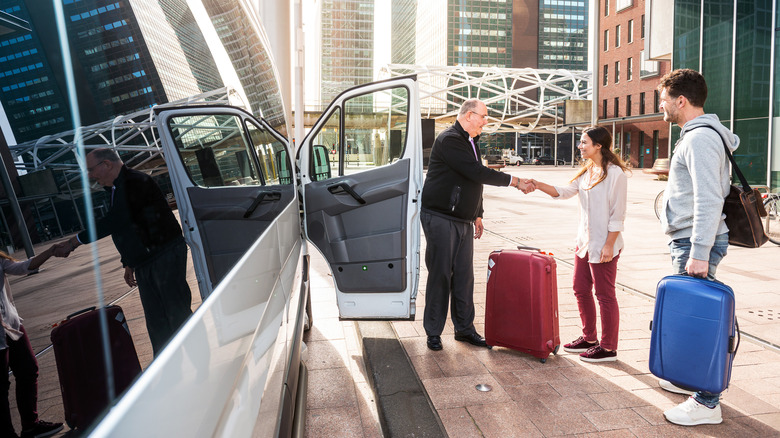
319, 0, 374, 108
598, 0, 670, 169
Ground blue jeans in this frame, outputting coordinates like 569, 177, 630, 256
668, 233, 728, 407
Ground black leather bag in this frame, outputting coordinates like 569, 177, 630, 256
720, 141, 768, 248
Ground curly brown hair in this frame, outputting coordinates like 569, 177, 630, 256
657, 68, 708, 108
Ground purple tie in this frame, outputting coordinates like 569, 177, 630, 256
469, 138, 479, 160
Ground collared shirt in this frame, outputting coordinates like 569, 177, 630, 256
553, 163, 628, 262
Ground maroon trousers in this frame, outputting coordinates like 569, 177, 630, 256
572, 253, 620, 351
1, 325, 39, 435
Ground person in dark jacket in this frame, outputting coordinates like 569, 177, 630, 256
56, 148, 193, 355
421, 99, 534, 351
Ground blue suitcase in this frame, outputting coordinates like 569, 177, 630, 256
649, 275, 739, 394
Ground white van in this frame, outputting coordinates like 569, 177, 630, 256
90, 77, 423, 437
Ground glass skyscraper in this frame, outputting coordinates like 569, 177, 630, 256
672, 0, 774, 187
320, 0, 374, 108
538, 0, 588, 70
0, 0, 226, 144
391, 0, 416, 65
447, 0, 513, 68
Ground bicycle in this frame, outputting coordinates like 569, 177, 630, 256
654, 190, 664, 220
763, 193, 780, 245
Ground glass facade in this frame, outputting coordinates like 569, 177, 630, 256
202, 0, 287, 136
391, 0, 416, 64
673, 0, 775, 187
0, 0, 230, 144
447, 0, 512, 67
320, 0, 374, 108
538, 0, 588, 70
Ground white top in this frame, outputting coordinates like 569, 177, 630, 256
553, 163, 628, 262
0, 257, 31, 349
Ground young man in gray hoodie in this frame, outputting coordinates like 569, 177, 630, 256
656, 69, 739, 426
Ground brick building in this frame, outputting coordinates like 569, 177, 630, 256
597, 0, 670, 169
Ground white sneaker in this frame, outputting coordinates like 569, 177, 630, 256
659, 379, 695, 396
664, 397, 722, 426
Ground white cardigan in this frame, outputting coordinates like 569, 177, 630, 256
553, 163, 628, 263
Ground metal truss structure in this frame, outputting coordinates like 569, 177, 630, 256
10, 66, 592, 175
8, 87, 245, 175
380, 64, 592, 134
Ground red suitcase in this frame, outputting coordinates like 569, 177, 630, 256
485, 247, 560, 362
51, 305, 142, 429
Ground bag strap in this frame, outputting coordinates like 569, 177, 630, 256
686, 126, 751, 191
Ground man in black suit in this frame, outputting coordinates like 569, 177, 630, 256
420, 99, 533, 351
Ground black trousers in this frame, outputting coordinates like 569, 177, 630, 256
135, 239, 193, 356
421, 212, 477, 337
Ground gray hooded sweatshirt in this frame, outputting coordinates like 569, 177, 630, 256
660, 114, 740, 260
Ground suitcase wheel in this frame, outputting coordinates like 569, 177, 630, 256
540, 357, 547, 363
486, 345, 493, 350
553, 345, 560, 355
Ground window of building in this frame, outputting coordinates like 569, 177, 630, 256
604, 29, 609, 51
614, 97, 619, 118
605, 0, 609, 16
640, 50, 659, 78
614, 61, 620, 83
615, 25, 621, 47
654, 90, 660, 112
628, 20, 634, 43
616, 0, 633, 12
624, 132, 631, 158
639, 92, 646, 115
603, 99, 608, 119
603, 64, 609, 86
641, 14, 645, 39
626, 94, 632, 116
627, 57, 633, 80
653, 130, 659, 160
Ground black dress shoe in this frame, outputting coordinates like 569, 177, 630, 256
454, 331, 488, 347
427, 335, 443, 351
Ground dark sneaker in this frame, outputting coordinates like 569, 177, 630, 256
579, 345, 617, 363
563, 336, 598, 353
20, 420, 63, 438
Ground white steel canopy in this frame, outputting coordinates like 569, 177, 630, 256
8, 87, 244, 176
380, 64, 592, 134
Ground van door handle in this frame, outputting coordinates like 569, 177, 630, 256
327, 182, 366, 204
244, 191, 282, 218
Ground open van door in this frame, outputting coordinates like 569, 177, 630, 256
299, 76, 422, 319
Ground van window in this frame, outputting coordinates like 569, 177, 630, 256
167, 114, 261, 187
245, 120, 292, 185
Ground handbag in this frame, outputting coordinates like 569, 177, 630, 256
714, 132, 768, 247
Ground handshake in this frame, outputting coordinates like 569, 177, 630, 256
51, 238, 79, 258
510, 177, 536, 194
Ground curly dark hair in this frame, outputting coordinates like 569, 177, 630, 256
657, 69, 708, 108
